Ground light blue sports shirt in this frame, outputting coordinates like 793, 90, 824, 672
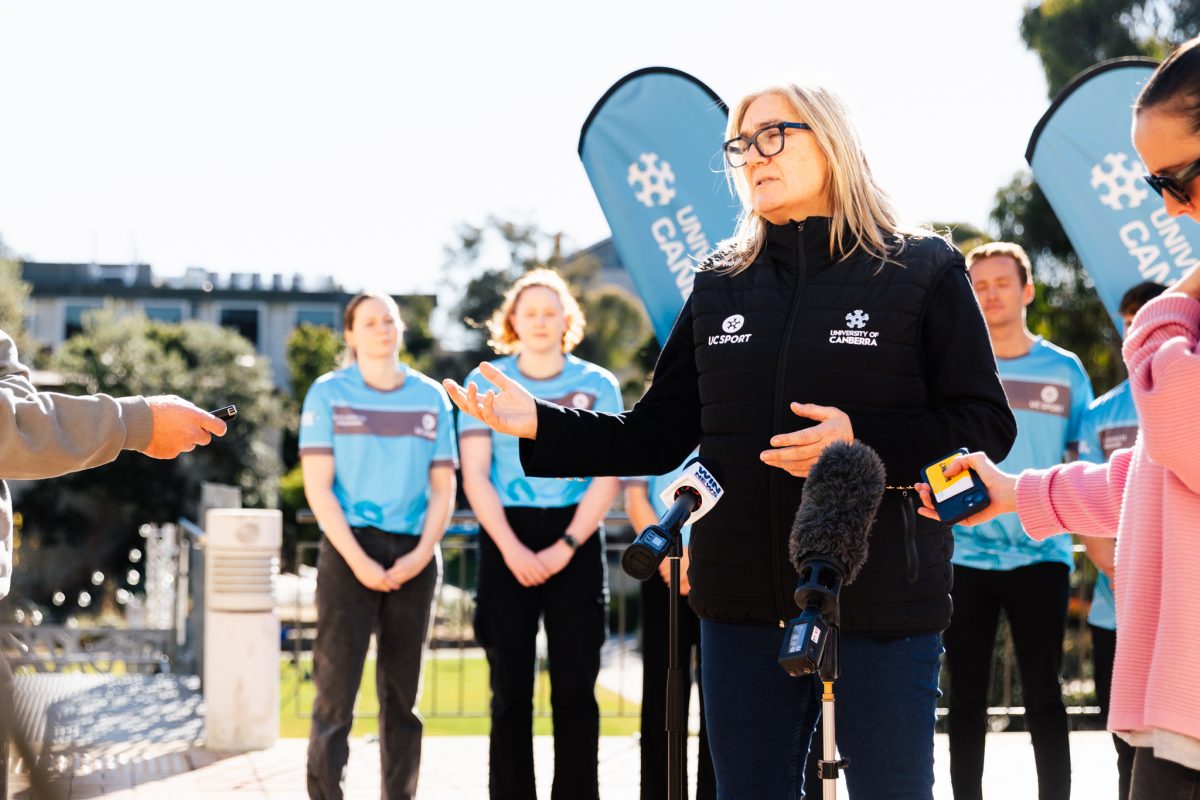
459, 354, 623, 508
953, 337, 1093, 571
1078, 379, 1140, 630
299, 363, 458, 533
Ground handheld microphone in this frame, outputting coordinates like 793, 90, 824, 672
621, 457, 724, 582
780, 441, 885, 677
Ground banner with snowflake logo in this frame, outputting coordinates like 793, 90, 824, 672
579, 67, 735, 343
1027, 57, 1200, 331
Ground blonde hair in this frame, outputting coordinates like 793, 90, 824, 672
965, 242, 1033, 286
341, 292, 405, 365
713, 83, 931, 274
486, 268, 586, 355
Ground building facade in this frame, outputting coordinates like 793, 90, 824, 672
22, 262, 431, 391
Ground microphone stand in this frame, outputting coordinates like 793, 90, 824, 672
665, 528, 686, 800
818, 620, 847, 799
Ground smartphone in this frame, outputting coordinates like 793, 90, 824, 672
209, 405, 238, 422
919, 448, 990, 526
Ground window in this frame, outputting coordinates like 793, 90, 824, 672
143, 305, 185, 323
295, 308, 337, 329
64, 302, 102, 339
219, 307, 260, 347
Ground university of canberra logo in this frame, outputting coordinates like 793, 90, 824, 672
830, 309, 879, 346
1091, 153, 1149, 211
627, 153, 677, 208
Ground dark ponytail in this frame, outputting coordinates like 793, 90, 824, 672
1137, 37, 1200, 132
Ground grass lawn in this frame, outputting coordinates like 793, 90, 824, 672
280, 656, 640, 738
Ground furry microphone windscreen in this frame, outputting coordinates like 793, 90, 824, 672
788, 440, 886, 584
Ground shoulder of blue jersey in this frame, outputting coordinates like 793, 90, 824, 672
311, 368, 346, 389
404, 366, 450, 398
572, 356, 621, 393
1035, 338, 1089, 373
1088, 379, 1131, 412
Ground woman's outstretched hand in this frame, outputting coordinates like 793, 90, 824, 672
443, 362, 539, 439
913, 451, 1018, 527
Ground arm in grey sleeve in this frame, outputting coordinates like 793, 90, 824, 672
0, 331, 153, 480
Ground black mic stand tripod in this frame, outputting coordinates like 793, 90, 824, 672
621, 494, 702, 800
620, 522, 690, 800
663, 527, 690, 800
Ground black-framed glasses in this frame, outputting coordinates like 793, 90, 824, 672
723, 122, 812, 168
1143, 156, 1200, 205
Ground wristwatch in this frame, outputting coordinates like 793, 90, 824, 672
560, 533, 580, 552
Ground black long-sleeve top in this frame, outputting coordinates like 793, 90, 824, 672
521, 218, 1016, 632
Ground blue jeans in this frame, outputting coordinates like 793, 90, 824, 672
701, 620, 942, 800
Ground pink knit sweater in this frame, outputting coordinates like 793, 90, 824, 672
1016, 293, 1200, 741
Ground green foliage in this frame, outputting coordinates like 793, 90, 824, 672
572, 285, 655, 402
286, 323, 342, 411
278, 463, 313, 570
396, 294, 437, 372
1021, 0, 1149, 95
0, 236, 34, 359
13, 311, 283, 607
929, 220, 990, 257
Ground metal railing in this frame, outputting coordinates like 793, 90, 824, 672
283, 512, 644, 722
282, 514, 1110, 728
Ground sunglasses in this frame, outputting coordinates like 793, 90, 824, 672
1143, 156, 1200, 205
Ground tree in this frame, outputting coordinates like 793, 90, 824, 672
0, 235, 34, 360
12, 311, 282, 612
573, 285, 655, 401
287, 323, 342, 413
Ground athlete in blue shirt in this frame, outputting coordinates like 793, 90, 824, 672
624, 451, 715, 800
458, 269, 621, 800
1077, 281, 1166, 800
946, 243, 1094, 800
300, 293, 457, 800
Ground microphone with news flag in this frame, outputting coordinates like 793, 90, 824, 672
621, 456, 724, 581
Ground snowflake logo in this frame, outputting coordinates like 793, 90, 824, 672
1040, 385, 1060, 404
845, 309, 869, 329
421, 413, 436, 431
627, 153, 677, 208
722, 314, 744, 333
1091, 153, 1149, 211
571, 393, 590, 409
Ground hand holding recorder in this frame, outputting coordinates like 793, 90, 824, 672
914, 450, 1016, 527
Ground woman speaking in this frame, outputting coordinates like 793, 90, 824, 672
447, 83, 1015, 798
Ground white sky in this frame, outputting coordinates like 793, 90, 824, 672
0, 1, 1050, 298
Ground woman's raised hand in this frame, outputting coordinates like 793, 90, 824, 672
443, 362, 539, 439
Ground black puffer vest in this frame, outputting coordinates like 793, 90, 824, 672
686, 217, 959, 633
